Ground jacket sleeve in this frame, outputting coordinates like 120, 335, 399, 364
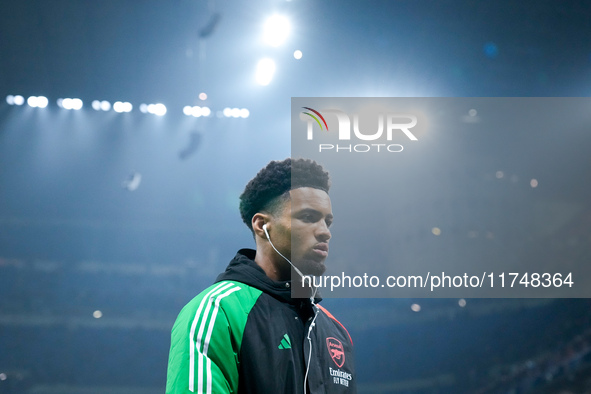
166, 283, 243, 394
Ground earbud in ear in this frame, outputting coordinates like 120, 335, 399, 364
262, 223, 271, 241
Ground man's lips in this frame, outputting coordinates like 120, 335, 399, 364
312, 243, 329, 257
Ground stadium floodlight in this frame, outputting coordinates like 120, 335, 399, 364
240, 108, 250, 118
294, 50, 302, 60
255, 58, 276, 86
59, 98, 82, 110
145, 103, 166, 116
231, 108, 241, 118
223, 107, 232, 117
152, 103, 166, 116
114, 101, 132, 113
13, 95, 25, 106
92, 100, 101, 110
71, 98, 83, 110
140, 104, 148, 113
201, 107, 211, 117
62, 98, 73, 110
27, 96, 38, 107
6, 95, 14, 105
100, 101, 111, 111
191, 106, 202, 117
113, 101, 124, 113
263, 15, 290, 47
37, 96, 48, 108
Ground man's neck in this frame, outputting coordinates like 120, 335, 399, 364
254, 250, 290, 281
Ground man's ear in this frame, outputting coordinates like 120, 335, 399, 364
252, 213, 271, 239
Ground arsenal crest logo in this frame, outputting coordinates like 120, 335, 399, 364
326, 337, 345, 368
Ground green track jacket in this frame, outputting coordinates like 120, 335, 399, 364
166, 248, 356, 393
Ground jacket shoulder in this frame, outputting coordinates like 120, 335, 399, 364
318, 304, 353, 345
174, 281, 262, 330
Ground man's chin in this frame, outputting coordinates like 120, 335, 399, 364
294, 258, 327, 277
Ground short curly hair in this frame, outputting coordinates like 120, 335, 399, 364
239, 158, 330, 232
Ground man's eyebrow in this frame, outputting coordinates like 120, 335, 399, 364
295, 208, 320, 215
295, 208, 333, 219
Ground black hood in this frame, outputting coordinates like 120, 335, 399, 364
215, 249, 321, 304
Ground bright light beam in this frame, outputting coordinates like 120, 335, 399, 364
263, 15, 290, 47
255, 58, 276, 86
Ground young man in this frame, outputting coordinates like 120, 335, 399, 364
166, 158, 356, 393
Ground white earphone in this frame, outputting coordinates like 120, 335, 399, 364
263, 223, 270, 240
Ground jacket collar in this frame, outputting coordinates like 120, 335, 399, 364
215, 249, 321, 305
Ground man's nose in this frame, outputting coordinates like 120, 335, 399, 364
317, 221, 331, 241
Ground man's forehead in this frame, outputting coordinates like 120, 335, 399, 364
289, 187, 332, 210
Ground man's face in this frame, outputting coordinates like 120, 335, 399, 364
272, 187, 333, 276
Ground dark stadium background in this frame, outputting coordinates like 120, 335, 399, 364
1, 1, 591, 393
